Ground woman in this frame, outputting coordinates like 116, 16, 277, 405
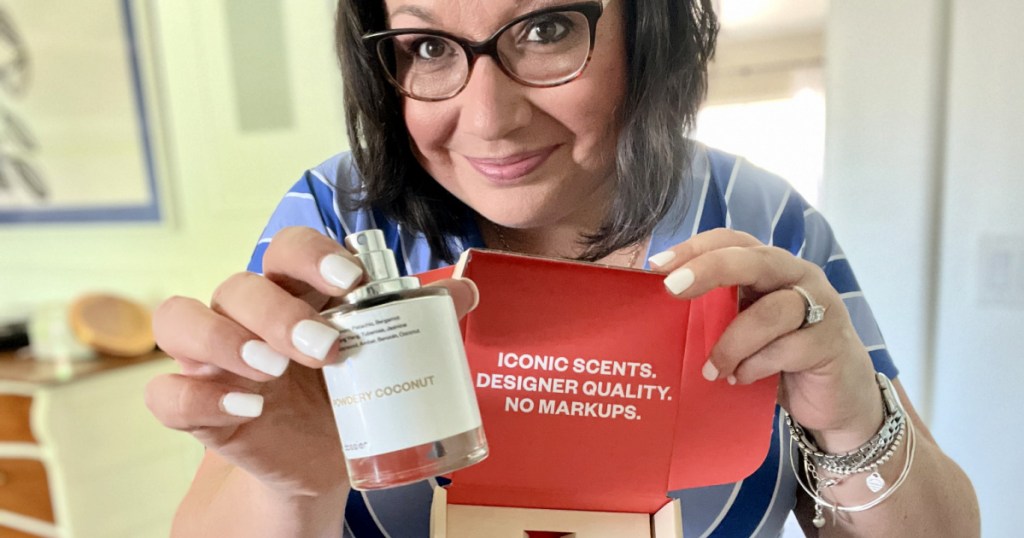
146, 0, 980, 535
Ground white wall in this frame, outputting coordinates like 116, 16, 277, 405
827, 0, 1023, 534
932, 0, 1024, 532
824, 0, 949, 411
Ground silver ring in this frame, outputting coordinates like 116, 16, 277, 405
792, 285, 826, 328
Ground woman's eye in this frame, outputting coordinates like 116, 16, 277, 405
524, 18, 570, 43
414, 38, 450, 60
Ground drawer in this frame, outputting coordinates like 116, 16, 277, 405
0, 459, 54, 523
0, 396, 35, 442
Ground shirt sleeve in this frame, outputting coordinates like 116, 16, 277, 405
246, 171, 343, 275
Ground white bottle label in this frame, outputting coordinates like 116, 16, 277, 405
322, 295, 482, 459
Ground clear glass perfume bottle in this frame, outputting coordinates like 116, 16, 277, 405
321, 229, 487, 490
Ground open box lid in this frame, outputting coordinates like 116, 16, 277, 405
420, 249, 778, 514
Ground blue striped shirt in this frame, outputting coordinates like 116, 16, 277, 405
248, 145, 898, 537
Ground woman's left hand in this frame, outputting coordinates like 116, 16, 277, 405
649, 228, 884, 452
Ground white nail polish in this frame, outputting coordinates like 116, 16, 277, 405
648, 250, 677, 268
241, 340, 289, 377
702, 360, 719, 381
292, 320, 340, 361
727, 375, 737, 385
221, 392, 264, 418
320, 254, 363, 289
664, 267, 695, 295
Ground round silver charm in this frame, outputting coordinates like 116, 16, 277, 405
813, 514, 827, 528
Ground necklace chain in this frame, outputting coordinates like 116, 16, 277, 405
492, 224, 644, 269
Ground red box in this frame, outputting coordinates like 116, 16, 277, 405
421, 249, 778, 537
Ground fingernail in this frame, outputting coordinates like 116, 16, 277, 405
221, 392, 264, 417
241, 340, 289, 377
664, 267, 695, 295
292, 320, 340, 361
320, 254, 363, 289
702, 360, 719, 381
457, 277, 480, 312
727, 375, 737, 385
648, 250, 677, 268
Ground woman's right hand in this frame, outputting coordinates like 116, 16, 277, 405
145, 226, 479, 499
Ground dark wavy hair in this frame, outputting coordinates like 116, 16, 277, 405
335, 0, 718, 262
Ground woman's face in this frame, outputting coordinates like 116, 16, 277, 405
383, 0, 628, 231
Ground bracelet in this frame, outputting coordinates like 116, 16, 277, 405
788, 414, 917, 527
783, 372, 914, 528
786, 372, 907, 476
818, 421, 906, 476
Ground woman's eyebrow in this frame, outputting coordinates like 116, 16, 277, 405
390, 5, 438, 24
390, 0, 574, 26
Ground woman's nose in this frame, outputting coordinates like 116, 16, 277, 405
455, 57, 533, 142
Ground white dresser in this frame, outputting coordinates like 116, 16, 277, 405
0, 351, 202, 537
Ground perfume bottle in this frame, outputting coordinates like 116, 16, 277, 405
321, 229, 488, 490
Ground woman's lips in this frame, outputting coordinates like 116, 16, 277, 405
463, 146, 559, 183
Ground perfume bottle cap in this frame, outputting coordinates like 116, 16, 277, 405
343, 230, 420, 303
345, 230, 400, 283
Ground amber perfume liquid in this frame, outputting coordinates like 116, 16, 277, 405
321, 230, 487, 490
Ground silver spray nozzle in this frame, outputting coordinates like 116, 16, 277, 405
343, 229, 420, 302
345, 230, 400, 283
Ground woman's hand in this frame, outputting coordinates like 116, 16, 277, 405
144, 226, 480, 498
648, 228, 884, 452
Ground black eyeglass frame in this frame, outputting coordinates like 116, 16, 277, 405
363, 2, 605, 102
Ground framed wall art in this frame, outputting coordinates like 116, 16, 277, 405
0, 0, 161, 223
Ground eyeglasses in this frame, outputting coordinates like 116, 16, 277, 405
364, 2, 604, 102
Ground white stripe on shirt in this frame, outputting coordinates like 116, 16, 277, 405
361, 491, 393, 538
691, 166, 712, 238
698, 480, 744, 538
723, 158, 743, 229
396, 223, 414, 277
310, 169, 342, 241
